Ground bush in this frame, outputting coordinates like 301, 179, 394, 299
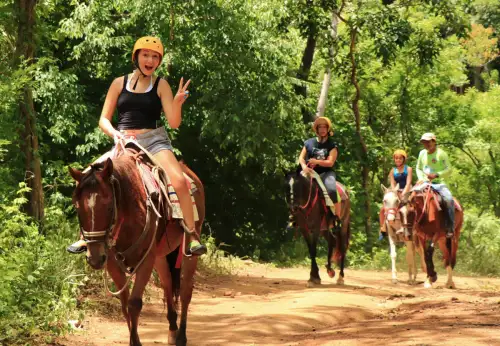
0, 186, 86, 344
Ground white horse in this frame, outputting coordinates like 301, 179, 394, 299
381, 184, 426, 284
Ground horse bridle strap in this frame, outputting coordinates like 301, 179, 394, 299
114, 199, 154, 271
415, 186, 432, 224
79, 175, 119, 241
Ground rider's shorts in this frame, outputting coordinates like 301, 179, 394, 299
128, 127, 174, 155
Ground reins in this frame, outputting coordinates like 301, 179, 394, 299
415, 185, 432, 225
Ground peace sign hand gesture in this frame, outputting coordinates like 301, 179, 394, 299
174, 77, 191, 106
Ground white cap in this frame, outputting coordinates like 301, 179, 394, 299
420, 132, 436, 142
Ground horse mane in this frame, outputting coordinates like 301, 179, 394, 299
74, 154, 141, 202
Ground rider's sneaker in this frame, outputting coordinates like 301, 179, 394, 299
333, 216, 342, 230
67, 240, 87, 254
286, 215, 296, 231
445, 230, 454, 239
187, 240, 207, 256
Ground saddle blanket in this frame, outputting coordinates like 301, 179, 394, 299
91, 139, 200, 222
301, 171, 348, 208
412, 183, 461, 211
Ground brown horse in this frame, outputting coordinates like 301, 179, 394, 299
69, 150, 204, 346
409, 185, 463, 289
285, 171, 351, 286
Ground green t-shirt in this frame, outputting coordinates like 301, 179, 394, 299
416, 147, 451, 184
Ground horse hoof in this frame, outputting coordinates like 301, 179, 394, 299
392, 279, 398, 284
327, 269, 335, 278
336, 277, 344, 285
307, 279, 321, 287
176, 337, 187, 346
407, 280, 415, 286
431, 274, 438, 283
446, 281, 456, 289
424, 280, 432, 289
168, 331, 177, 345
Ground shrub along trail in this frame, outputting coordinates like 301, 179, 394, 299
59, 264, 500, 345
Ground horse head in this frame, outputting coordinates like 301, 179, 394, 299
285, 170, 313, 212
69, 158, 117, 269
381, 183, 400, 222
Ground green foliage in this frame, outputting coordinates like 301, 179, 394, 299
0, 185, 86, 344
1, 0, 500, 342
458, 211, 500, 276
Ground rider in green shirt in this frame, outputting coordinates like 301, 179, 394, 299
415, 133, 455, 238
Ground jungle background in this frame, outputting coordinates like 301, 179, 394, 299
1, 0, 499, 343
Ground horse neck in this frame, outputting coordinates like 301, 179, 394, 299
296, 175, 317, 204
113, 158, 146, 218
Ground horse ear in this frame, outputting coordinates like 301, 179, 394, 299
68, 166, 83, 183
395, 183, 400, 191
380, 184, 388, 193
100, 158, 114, 179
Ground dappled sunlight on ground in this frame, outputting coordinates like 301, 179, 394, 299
59, 265, 500, 345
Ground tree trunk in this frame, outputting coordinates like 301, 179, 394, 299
15, 0, 44, 224
295, 1, 317, 124
471, 65, 484, 91
348, 28, 371, 248
315, 13, 338, 118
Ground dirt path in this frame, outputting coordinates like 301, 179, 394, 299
59, 264, 500, 346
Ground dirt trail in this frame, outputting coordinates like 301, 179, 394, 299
59, 264, 500, 346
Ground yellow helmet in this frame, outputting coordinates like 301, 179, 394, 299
393, 149, 408, 160
312, 117, 333, 136
132, 36, 164, 63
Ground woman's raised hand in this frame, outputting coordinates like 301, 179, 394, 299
174, 77, 191, 106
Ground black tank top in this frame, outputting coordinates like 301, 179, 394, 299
116, 74, 162, 130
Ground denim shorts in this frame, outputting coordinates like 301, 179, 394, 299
122, 127, 173, 155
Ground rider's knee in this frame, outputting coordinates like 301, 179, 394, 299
170, 174, 188, 194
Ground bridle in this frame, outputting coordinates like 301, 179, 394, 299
77, 175, 119, 247
383, 191, 401, 221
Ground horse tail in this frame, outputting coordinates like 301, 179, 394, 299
166, 246, 181, 305
450, 209, 463, 269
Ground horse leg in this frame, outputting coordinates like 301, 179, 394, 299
423, 241, 437, 288
128, 253, 156, 346
106, 256, 130, 330
305, 230, 321, 287
325, 231, 335, 278
405, 240, 416, 285
437, 238, 456, 289
154, 255, 178, 345
176, 255, 198, 346
445, 265, 455, 289
388, 230, 398, 284
415, 235, 427, 276
335, 217, 350, 286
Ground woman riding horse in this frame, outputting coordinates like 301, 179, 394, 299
67, 36, 206, 256
288, 117, 341, 230
379, 149, 413, 238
